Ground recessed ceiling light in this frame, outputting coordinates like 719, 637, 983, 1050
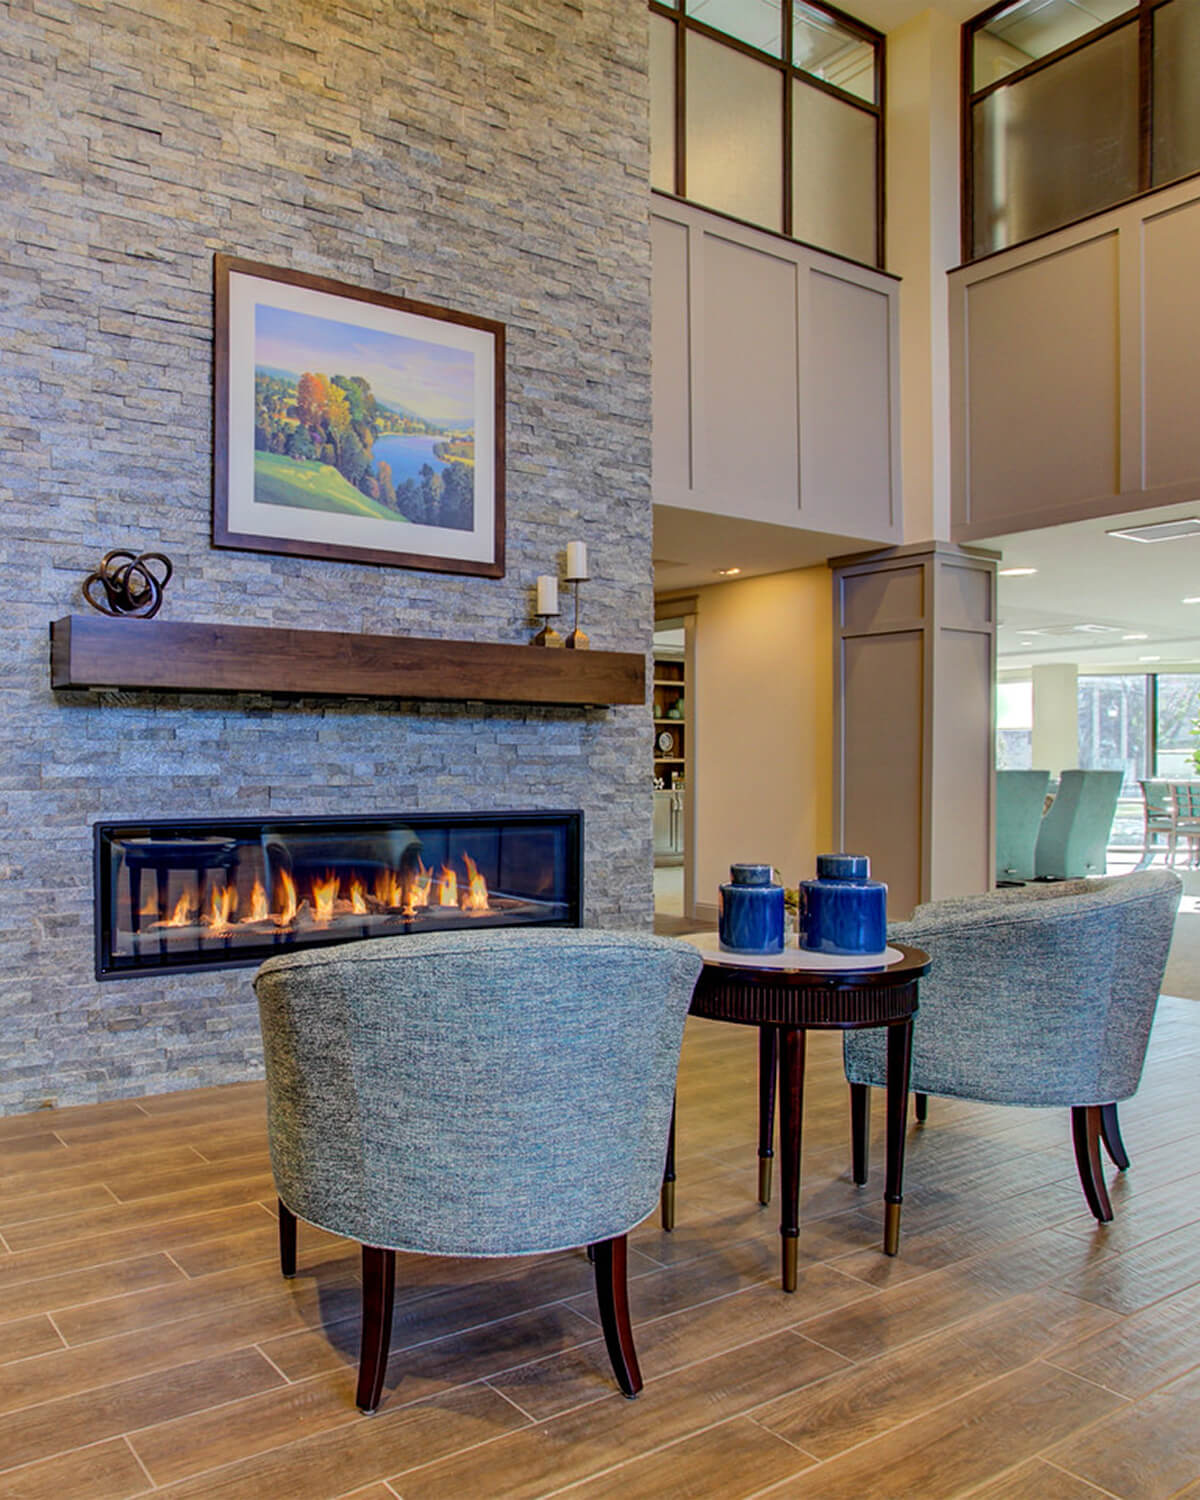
714, 566, 741, 577
1184, 597, 1200, 604
1107, 517, 1200, 543
998, 567, 1037, 576
1139, 655, 1162, 662
1122, 633, 1149, 641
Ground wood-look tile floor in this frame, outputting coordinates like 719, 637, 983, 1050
2, 1001, 1199, 1499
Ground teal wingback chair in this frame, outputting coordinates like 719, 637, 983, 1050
844, 870, 1180, 1223
1033, 769, 1123, 879
995, 769, 1051, 881
254, 927, 703, 1412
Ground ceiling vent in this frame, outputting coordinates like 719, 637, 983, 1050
1106, 517, 1200, 543
1015, 624, 1123, 638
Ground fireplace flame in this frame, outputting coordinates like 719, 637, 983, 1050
132, 846, 499, 943
163, 890, 192, 927
462, 853, 489, 912
247, 880, 269, 923
275, 870, 298, 926
205, 884, 237, 934
311, 872, 339, 924
405, 861, 432, 916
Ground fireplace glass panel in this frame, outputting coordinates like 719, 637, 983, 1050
96, 812, 581, 978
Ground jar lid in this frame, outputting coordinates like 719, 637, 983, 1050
815, 853, 870, 880
729, 862, 774, 886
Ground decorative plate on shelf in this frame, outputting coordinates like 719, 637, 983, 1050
657, 730, 675, 753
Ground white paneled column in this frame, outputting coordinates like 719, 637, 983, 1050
1032, 663, 1080, 777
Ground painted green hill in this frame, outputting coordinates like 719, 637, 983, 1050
254, 452, 410, 523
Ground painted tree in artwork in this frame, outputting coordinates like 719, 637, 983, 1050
295, 371, 329, 428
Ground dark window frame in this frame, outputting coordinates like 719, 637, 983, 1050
961, 0, 1197, 262
650, 0, 887, 268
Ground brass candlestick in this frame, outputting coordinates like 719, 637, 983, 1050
565, 578, 589, 650
533, 615, 564, 648
564, 541, 591, 650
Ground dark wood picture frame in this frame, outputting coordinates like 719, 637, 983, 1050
213, 254, 506, 577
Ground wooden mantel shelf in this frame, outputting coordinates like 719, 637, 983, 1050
50, 616, 645, 708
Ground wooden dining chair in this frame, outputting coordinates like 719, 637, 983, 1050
1167, 782, 1200, 867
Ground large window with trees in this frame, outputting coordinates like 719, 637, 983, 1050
997, 669, 1200, 790
963, 0, 1200, 261
650, 0, 885, 266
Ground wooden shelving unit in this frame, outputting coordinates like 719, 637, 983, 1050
50, 616, 645, 708
652, 656, 686, 789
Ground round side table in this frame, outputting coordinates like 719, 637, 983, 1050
665, 938, 931, 1292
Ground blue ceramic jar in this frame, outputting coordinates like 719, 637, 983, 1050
718, 863, 784, 954
799, 853, 887, 955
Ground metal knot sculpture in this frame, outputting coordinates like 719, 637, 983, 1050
82, 550, 174, 619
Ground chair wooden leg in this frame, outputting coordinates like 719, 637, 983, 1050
592, 1234, 642, 1398
850, 1081, 870, 1185
356, 1245, 396, 1413
278, 1198, 297, 1278
1099, 1101, 1130, 1171
914, 1092, 928, 1123
660, 1097, 676, 1231
1071, 1106, 1114, 1223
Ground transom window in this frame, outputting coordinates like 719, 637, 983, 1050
650, 0, 886, 266
964, 0, 1200, 260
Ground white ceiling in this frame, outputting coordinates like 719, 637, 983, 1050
843, 0, 986, 32
989, 500, 1200, 673
652, 504, 879, 593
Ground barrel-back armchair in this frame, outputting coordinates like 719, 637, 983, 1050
254, 927, 703, 1411
844, 870, 1181, 1222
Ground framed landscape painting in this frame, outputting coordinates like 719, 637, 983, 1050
213, 255, 505, 577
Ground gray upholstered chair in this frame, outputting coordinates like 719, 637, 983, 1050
844, 870, 1181, 1222
995, 769, 1051, 882
254, 927, 702, 1412
1032, 768, 1123, 879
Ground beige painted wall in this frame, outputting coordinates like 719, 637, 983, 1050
690, 567, 834, 914
887, 9, 960, 546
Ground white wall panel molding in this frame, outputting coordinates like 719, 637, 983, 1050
652, 194, 902, 547
949, 176, 1200, 541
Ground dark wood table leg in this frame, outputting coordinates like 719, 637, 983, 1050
660, 1096, 676, 1231
758, 1025, 778, 1205
777, 1026, 807, 1292
850, 1081, 870, 1185
883, 1018, 913, 1255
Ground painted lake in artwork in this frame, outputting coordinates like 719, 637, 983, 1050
372, 433, 451, 484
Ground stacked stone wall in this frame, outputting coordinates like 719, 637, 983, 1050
0, 0, 652, 1112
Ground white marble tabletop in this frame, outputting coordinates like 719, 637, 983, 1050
679, 931, 903, 973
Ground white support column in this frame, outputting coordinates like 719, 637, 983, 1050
1032, 663, 1080, 777
887, 9, 961, 545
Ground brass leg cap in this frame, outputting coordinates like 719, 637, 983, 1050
883, 1200, 902, 1256
782, 1235, 798, 1293
758, 1156, 773, 1206
661, 1181, 675, 1232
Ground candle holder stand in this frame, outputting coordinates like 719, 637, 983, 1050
533, 615, 564, 648
565, 579, 590, 650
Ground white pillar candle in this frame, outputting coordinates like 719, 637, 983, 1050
565, 541, 589, 580
536, 574, 559, 615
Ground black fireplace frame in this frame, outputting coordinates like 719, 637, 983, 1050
94, 810, 583, 980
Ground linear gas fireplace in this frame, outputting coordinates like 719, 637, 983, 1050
95, 811, 582, 979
